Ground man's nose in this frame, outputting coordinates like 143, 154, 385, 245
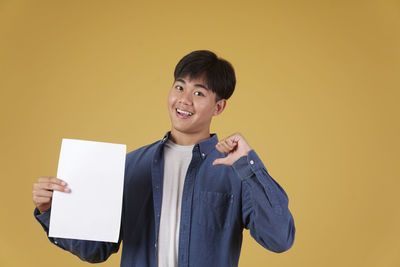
179, 90, 193, 105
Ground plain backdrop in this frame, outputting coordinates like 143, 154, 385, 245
0, 0, 399, 266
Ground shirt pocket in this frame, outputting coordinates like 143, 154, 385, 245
198, 191, 234, 230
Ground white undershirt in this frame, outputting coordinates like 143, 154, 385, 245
157, 139, 194, 267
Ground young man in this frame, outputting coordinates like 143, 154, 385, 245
32, 50, 295, 266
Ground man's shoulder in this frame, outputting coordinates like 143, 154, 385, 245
126, 139, 161, 162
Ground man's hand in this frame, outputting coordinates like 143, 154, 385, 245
212, 132, 251, 166
32, 176, 70, 214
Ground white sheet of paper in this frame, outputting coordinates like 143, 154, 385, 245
49, 138, 126, 243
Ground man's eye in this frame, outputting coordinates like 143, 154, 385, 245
176, 85, 183, 91
194, 91, 204, 96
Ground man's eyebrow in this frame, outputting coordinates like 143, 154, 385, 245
194, 83, 209, 90
176, 78, 186, 84
175, 78, 209, 90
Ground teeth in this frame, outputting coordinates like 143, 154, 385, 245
177, 108, 193, 116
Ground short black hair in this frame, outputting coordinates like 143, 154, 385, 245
174, 50, 236, 101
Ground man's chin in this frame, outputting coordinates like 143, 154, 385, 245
171, 125, 200, 135
171, 127, 191, 134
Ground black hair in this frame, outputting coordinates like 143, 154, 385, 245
173, 50, 236, 101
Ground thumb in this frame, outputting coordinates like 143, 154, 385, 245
212, 157, 231, 166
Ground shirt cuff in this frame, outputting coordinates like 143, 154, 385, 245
33, 208, 51, 233
232, 150, 264, 180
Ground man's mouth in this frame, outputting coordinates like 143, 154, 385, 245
176, 108, 193, 118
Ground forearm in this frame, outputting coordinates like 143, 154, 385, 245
233, 150, 296, 252
34, 208, 120, 263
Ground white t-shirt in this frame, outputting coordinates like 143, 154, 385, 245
157, 139, 194, 267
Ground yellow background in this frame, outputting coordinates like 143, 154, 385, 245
1, 0, 399, 266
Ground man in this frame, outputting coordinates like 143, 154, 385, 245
32, 50, 295, 266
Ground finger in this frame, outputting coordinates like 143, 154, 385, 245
212, 158, 224, 165
33, 189, 53, 198
223, 138, 238, 150
33, 196, 51, 205
215, 142, 222, 153
37, 176, 54, 183
220, 141, 233, 153
38, 177, 67, 186
37, 177, 68, 190
212, 157, 232, 166
37, 182, 70, 192
221, 139, 234, 149
216, 140, 233, 153
218, 139, 236, 154
215, 142, 229, 154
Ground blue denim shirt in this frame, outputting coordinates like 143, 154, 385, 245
34, 132, 295, 267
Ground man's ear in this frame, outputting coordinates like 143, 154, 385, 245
213, 99, 226, 116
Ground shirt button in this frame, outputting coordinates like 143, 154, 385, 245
201, 153, 205, 158
250, 160, 254, 165
54, 241, 58, 245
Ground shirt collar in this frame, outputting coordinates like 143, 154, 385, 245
160, 131, 219, 158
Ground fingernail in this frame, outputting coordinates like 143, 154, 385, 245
61, 181, 66, 186
65, 188, 71, 192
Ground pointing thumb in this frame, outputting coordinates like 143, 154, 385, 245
212, 157, 229, 166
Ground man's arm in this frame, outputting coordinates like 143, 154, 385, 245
213, 133, 295, 252
32, 177, 121, 263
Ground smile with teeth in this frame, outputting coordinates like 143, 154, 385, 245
176, 108, 193, 116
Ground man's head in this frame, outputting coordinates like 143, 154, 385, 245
173, 50, 236, 101
167, 50, 236, 144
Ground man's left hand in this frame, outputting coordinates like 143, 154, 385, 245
212, 132, 251, 166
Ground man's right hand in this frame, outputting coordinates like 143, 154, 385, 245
32, 177, 70, 214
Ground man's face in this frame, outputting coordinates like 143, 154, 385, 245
168, 75, 226, 137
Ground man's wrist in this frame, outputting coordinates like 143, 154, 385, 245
232, 154, 253, 180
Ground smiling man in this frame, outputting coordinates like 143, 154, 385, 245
168, 74, 226, 146
32, 50, 295, 267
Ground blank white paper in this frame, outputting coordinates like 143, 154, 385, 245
49, 138, 126, 243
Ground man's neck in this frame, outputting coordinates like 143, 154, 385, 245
169, 129, 211, 146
